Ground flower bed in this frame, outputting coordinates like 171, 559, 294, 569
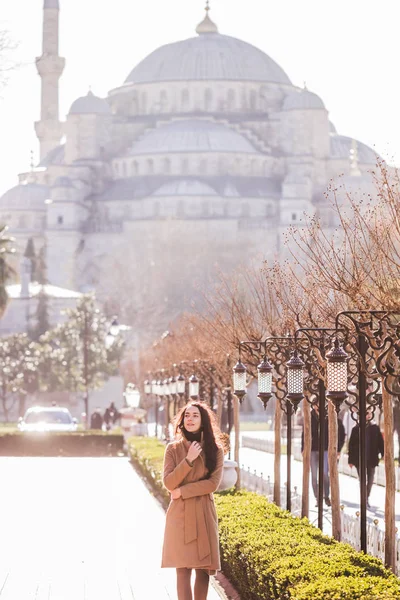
128, 436, 400, 600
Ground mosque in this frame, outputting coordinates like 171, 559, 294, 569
0, 0, 378, 336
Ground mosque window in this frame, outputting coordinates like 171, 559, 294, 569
227, 89, 236, 111
132, 161, 139, 176
154, 201, 160, 216
163, 158, 171, 174
141, 92, 147, 113
57, 215, 64, 225
122, 162, 127, 177
218, 157, 227, 175
18, 215, 27, 228
147, 159, 154, 174
263, 161, 269, 177
182, 159, 189, 174
199, 159, 207, 174
181, 89, 190, 111
202, 201, 209, 216
223, 203, 229, 216
292, 213, 297, 221
114, 162, 119, 175
205, 88, 213, 111
250, 90, 257, 111
250, 159, 257, 175
234, 158, 242, 175
160, 90, 168, 111
177, 200, 185, 217
265, 204, 273, 217
241, 203, 250, 217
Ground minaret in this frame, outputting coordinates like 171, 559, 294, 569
35, 0, 65, 161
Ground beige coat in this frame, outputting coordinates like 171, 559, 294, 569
161, 437, 224, 573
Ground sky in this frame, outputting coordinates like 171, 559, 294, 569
0, 0, 399, 196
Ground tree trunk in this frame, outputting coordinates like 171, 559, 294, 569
328, 401, 341, 540
383, 386, 396, 570
233, 395, 240, 489
302, 399, 311, 518
216, 388, 223, 428
274, 398, 282, 505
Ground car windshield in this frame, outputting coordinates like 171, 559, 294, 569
24, 410, 72, 425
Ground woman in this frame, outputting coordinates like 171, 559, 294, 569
161, 401, 224, 600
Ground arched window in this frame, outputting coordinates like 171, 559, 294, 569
250, 159, 257, 175
141, 91, 147, 113
177, 200, 185, 217
114, 162, 120, 175
227, 89, 236, 111
164, 158, 171, 174
147, 159, 154, 174
132, 160, 139, 176
199, 159, 207, 174
263, 160, 269, 177
249, 89, 257, 111
265, 204, 273, 218
182, 159, 189, 174
57, 215, 63, 226
223, 203, 229, 217
205, 88, 213, 111
18, 215, 27, 228
241, 203, 250, 217
154, 201, 160, 217
122, 162, 127, 177
234, 158, 242, 175
160, 90, 168, 111
181, 89, 189, 111
123, 205, 132, 219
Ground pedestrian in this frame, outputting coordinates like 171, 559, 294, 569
348, 410, 384, 508
90, 409, 103, 430
301, 404, 345, 507
161, 402, 224, 600
104, 402, 120, 430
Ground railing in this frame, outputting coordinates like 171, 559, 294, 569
240, 466, 301, 517
242, 435, 400, 492
341, 510, 400, 576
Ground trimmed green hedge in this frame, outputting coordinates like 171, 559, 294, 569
0, 431, 124, 456
128, 436, 400, 600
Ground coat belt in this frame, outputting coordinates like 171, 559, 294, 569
184, 496, 211, 560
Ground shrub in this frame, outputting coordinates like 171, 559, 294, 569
128, 437, 400, 600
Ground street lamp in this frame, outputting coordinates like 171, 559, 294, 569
326, 338, 349, 413
286, 349, 305, 412
124, 383, 141, 409
176, 373, 186, 406
233, 358, 247, 403
189, 374, 199, 400
144, 379, 152, 395
257, 355, 273, 410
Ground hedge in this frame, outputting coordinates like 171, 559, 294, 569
128, 436, 400, 600
0, 431, 124, 456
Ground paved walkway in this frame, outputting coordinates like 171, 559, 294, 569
0, 457, 223, 599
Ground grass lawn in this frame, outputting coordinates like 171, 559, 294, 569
238, 421, 271, 431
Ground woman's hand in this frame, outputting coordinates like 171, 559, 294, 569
171, 488, 182, 500
187, 441, 202, 463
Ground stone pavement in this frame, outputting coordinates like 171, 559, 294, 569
0, 457, 225, 599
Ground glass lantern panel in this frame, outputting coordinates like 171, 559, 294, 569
144, 383, 151, 394
327, 362, 347, 392
177, 379, 185, 394
189, 381, 199, 397
287, 369, 303, 395
233, 371, 246, 392
258, 371, 272, 394
170, 381, 177, 395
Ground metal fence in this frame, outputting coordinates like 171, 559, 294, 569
240, 466, 301, 517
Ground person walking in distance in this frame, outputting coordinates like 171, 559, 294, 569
161, 402, 224, 600
301, 404, 345, 507
348, 410, 384, 508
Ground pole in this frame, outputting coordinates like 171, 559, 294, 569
83, 308, 89, 429
154, 395, 158, 437
165, 396, 170, 442
286, 400, 292, 512
227, 387, 233, 459
358, 334, 368, 553
318, 379, 326, 530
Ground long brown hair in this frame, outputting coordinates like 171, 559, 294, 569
174, 402, 221, 476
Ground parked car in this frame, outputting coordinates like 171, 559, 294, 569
18, 407, 78, 432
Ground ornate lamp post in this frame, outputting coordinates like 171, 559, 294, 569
233, 358, 247, 403
257, 355, 273, 409
176, 373, 186, 406
326, 338, 349, 413
189, 373, 199, 400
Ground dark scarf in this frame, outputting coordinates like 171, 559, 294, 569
181, 426, 202, 443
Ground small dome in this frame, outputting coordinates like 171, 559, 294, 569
129, 119, 258, 155
0, 182, 49, 210
152, 179, 218, 196
329, 121, 337, 134
69, 91, 111, 115
330, 135, 378, 165
283, 89, 325, 111
125, 34, 291, 85
38, 144, 65, 167
44, 0, 59, 7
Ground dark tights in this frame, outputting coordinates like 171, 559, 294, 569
176, 568, 210, 600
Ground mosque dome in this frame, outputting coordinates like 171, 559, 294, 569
0, 182, 49, 210
69, 91, 111, 115
283, 89, 325, 111
330, 135, 378, 165
129, 119, 258, 155
124, 11, 291, 86
152, 179, 218, 196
